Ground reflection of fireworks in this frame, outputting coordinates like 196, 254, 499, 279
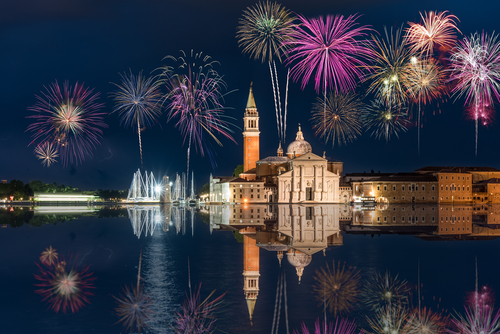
294, 317, 358, 334
111, 71, 162, 168
363, 99, 409, 142
406, 307, 447, 334
367, 304, 410, 334
113, 285, 154, 332
39, 245, 58, 266
310, 92, 364, 147
363, 271, 410, 311
34, 255, 96, 313
312, 260, 361, 316
173, 283, 226, 334
451, 303, 500, 334
236, 1, 294, 63
27, 81, 106, 166
285, 14, 372, 94
162, 51, 236, 172
406, 11, 460, 56
366, 26, 414, 107
448, 32, 500, 155
466, 286, 495, 309
34, 142, 59, 167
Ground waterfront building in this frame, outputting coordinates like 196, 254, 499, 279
209, 85, 343, 204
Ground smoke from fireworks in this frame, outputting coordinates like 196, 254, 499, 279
310, 92, 364, 147
111, 71, 162, 168
27, 81, 106, 166
236, 1, 294, 143
448, 31, 500, 155
312, 260, 361, 316
406, 11, 461, 56
363, 99, 410, 142
34, 251, 96, 313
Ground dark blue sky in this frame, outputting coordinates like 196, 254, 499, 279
1, 0, 500, 190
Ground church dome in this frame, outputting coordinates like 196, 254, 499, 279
286, 250, 312, 282
287, 125, 312, 158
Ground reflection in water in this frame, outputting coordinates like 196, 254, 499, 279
312, 260, 361, 316
362, 271, 410, 311
34, 247, 96, 314
296, 317, 360, 334
405, 307, 447, 334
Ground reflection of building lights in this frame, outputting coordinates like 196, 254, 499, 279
244, 198, 248, 203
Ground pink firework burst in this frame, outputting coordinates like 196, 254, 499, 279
406, 11, 461, 56
284, 14, 373, 95
466, 100, 495, 126
34, 254, 96, 313
27, 81, 107, 166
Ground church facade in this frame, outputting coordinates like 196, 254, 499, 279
209, 85, 342, 204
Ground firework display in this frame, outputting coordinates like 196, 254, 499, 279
363, 271, 410, 311
27, 81, 106, 166
111, 71, 162, 168
294, 317, 359, 334
34, 247, 96, 314
310, 92, 364, 147
312, 260, 361, 316
363, 99, 410, 142
173, 283, 226, 334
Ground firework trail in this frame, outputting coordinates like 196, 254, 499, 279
363, 270, 410, 312
27, 81, 106, 166
363, 99, 410, 142
34, 142, 59, 167
285, 13, 372, 136
312, 260, 361, 317
406, 11, 461, 57
161, 50, 236, 176
111, 70, 162, 168
271, 272, 289, 334
448, 32, 500, 156
310, 92, 364, 147
293, 317, 359, 334
406, 57, 446, 154
34, 250, 96, 313
365, 26, 414, 108
237, 1, 294, 143
112, 251, 154, 332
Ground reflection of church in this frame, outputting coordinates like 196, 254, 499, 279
209, 203, 342, 322
209, 85, 343, 204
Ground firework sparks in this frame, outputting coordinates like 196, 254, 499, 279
406, 307, 447, 334
161, 51, 236, 173
39, 246, 58, 266
173, 283, 226, 334
294, 317, 359, 334
405, 57, 446, 154
236, 1, 294, 63
34, 143, 59, 167
450, 302, 500, 334
236, 2, 294, 143
466, 286, 495, 309
448, 32, 500, 155
310, 92, 364, 147
111, 71, 162, 168
312, 260, 361, 317
406, 11, 461, 56
34, 254, 96, 313
113, 284, 154, 332
365, 26, 414, 107
466, 101, 495, 127
285, 14, 372, 94
363, 271, 410, 311
27, 81, 106, 167
363, 99, 410, 142
367, 304, 411, 334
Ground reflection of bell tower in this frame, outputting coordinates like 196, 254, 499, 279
243, 83, 260, 172
243, 235, 260, 322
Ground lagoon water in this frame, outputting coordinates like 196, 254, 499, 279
1, 204, 499, 334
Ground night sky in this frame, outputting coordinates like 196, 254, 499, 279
2, 0, 500, 191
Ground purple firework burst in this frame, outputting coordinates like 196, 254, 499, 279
284, 14, 373, 94
27, 81, 107, 166
294, 317, 359, 334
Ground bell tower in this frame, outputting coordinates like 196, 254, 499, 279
243, 234, 260, 323
243, 83, 260, 172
